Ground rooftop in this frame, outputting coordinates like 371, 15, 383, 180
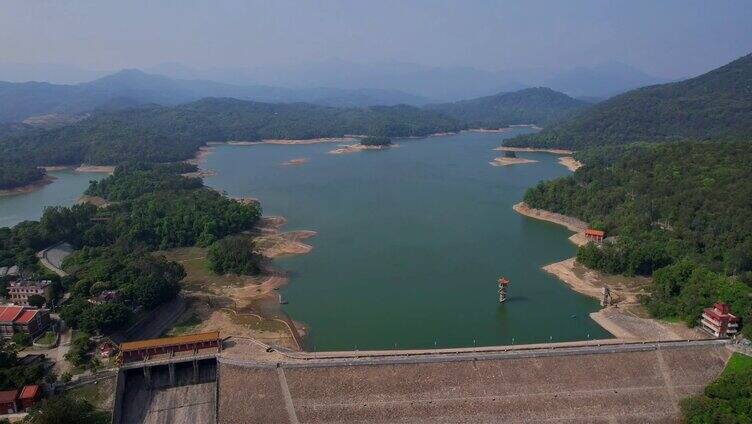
9, 279, 51, 289
14, 310, 38, 325
120, 331, 220, 352
585, 229, 605, 237
0, 306, 24, 322
19, 385, 39, 400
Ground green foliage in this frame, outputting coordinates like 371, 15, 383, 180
24, 394, 110, 424
360, 136, 392, 146
208, 235, 262, 276
645, 261, 752, 326
0, 340, 45, 390
85, 162, 201, 201
0, 163, 45, 190
116, 188, 261, 249
64, 332, 94, 367
27, 294, 46, 308
681, 353, 752, 423
507, 54, 752, 149
427, 87, 588, 129
11, 333, 31, 347
63, 246, 183, 312
0, 98, 463, 190
525, 141, 752, 274
524, 140, 752, 327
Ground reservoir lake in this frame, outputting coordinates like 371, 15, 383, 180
203, 130, 612, 351
0, 130, 611, 351
0, 169, 105, 228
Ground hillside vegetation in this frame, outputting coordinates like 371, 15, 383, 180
426, 87, 588, 129
506, 54, 752, 149
524, 141, 752, 330
0, 98, 463, 184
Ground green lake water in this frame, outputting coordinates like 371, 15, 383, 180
0, 170, 105, 228
203, 130, 612, 351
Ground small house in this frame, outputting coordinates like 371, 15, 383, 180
584, 229, 605, 243
99, 341, 116, 358
18, 385, 41, 411
0, 389, 18, 414
7, 279, 53, 306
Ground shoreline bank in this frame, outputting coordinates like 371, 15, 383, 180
495, 146, 574, 155
0, 175, 57, 197
489, 157, 538, 166
514, 201, 706, 341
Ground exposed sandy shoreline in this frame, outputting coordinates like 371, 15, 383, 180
489, 157, 538, 166
515, 201, 707, 341
328, 143, 395, 155
0, 175, 56, 197
558, 156, 583, 172
495, 146, 574, 155
513, 202, 587, 233
281, 158, 309, 166
75, 164, 115, 174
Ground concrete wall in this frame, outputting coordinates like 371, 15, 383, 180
218, 344, 730, 423
115, 358, 217, 424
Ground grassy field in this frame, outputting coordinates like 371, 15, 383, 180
720, 352, 752, 377
155, 246, 252, 292
36, 330, 56, 345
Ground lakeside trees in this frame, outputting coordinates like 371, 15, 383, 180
208, 235, 262, 276
0, 98, 464, 190
0, 163, 46, 190
0, 162, 261, 336
523, 140, 752, 330
360, 136, 392, 146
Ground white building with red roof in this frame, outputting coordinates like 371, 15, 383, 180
700, 303, 740, 338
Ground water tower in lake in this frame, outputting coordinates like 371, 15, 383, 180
498, 277, 510, 303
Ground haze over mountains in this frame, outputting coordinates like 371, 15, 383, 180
0, 69, 429, 123
0, 59, 668, 120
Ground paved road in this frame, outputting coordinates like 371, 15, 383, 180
220, 338, 732, 369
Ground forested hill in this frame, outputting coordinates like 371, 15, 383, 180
0, 97, 463, 169
505, 53, 752, 149
523, 140, 752, 331
425, 87, 589, 129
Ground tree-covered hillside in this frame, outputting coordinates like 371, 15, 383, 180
0, 98, 463, 187
426, 87, 589, 129
523, 140, 752, 329
506, 53, 752, 149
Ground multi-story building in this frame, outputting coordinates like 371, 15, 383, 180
7, 279, 52, 306
700, 303, 740, 338
0, 306, 51, 339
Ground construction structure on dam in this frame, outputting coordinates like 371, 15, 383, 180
109, 330, 735, 424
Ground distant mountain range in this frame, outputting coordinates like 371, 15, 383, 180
0, 70, 430, 123
506, 53, 752, 149
0, 59, 670, 122
148, 59, 667, 102
426, 87, 590, 128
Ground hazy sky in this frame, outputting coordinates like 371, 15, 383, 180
2, 0, 751, 78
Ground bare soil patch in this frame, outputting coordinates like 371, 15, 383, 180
558, 156, 583, 171
489, 157, 538, 166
